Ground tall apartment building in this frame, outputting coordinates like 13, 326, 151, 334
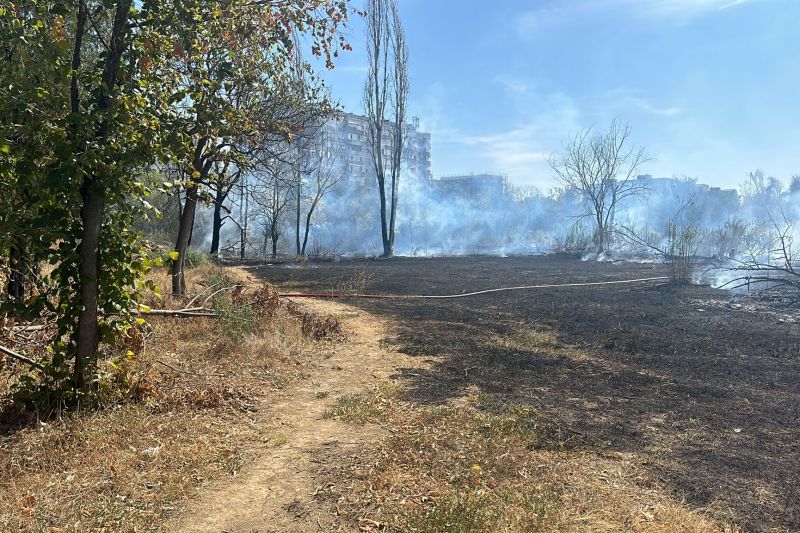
319, 112, 432, 187
432, 172, 510, 203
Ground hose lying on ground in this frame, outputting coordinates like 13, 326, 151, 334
278, 276, 671, 300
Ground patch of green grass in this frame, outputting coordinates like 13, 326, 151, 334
323, 382, 401, 424
408, 489, 552, 533
508, 328, 559, 349
407, 493, 491, 533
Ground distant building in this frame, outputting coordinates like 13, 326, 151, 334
432, 172, 510, 203
635, 174, 739, 204
633, 174, 740, 227
319, 112, 432, 187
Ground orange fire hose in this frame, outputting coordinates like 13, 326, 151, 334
278, 276, 671, 300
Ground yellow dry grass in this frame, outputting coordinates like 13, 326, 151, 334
0, 265, 333, 532
168, 304, 715, 532
317, 384, 736, 533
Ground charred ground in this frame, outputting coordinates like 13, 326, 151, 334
257, 255, 799, 531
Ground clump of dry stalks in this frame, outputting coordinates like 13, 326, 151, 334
0, 264, 342, 531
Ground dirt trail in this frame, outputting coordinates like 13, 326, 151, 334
167, 299, 417, 532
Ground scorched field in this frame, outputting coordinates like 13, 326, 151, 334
259, 254, 800, 532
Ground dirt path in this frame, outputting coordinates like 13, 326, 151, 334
166, 299, 417, 532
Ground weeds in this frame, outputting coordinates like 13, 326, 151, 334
213, 291, 256, 342
332, 266, 375, 295
323, 382, 401, 424
0, 265, 343, 531
315, 387, 728, 532
407, 492, 492, 533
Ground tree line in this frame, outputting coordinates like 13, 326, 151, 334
0, 0, 354, 402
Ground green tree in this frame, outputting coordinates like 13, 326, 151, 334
168, 0, 348, 294
0, 0, 351, 403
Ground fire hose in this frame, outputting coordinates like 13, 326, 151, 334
278, 276, 671, 300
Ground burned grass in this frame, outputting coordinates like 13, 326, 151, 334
0, 264, 342, 532
262, 255, 800, 531
314, 385, 728, 532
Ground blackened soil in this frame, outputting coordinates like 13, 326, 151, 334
256, 255, 800, 531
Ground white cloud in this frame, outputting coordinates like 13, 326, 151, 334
628, 98, 682, 117
493, 75, 530, 95
448, 92, 582, 185
718, 0, 751, 9
602, 88, 684, 117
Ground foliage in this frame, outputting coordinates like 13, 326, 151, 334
168, 0, 349, 293
557, 221, 592, 256
212, 291, 256, 343
0, 0, 352, 404
617, 196, 702, 284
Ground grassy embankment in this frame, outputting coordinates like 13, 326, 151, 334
0, 263, 339, 531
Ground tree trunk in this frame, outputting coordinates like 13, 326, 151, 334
210, 186, 224, 256
6, 236, 26, 300
240, 177, 248, 259
74, 179, 104, 392
295, 180, 302, 256
172, 183, 199, 296
73, 0, 131, 393
378, 176, 391, 257
187, 200, 196, 248
388, 172, 398, 255
301, 200, 317, 256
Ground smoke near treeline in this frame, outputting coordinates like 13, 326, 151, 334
181, 167, 799, 273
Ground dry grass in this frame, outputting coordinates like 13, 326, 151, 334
318, 389, 730, 532
0, 264, 341, 532
314, 386, 736, 533
323, 381, 403, 425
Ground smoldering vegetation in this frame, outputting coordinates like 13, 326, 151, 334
155, 168, 799, 298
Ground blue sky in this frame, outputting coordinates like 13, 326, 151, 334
319, 0, 800, 189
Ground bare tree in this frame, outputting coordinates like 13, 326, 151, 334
617, 195, 702, 284
209, 160, 242, 256
293, 129, 344, 257
250, 152, 295, 259
363, 0, 408, 258
549, 121, 650, 254
715, 205, 800, 298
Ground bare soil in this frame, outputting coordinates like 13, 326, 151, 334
257, 255, 800, 532
166, 299, 422, 532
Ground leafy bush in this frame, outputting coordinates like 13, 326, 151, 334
212, 290, 255, 343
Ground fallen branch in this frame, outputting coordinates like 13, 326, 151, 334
202, 284, 244, 307
0, 344, 45, 371
136, 309, 217, 318
11, 324, 49, 332
185, 280, 224, 309
0, 324, 50, 333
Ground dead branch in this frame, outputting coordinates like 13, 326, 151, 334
1, 324, 49, 332
0, 344, 45, 371
185, 280, 224, 309
201, 284, 244, 307
138, 309, 218, 318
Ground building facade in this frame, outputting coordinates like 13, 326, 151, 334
320, 112, 432, 187
431, 172, 510, 203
